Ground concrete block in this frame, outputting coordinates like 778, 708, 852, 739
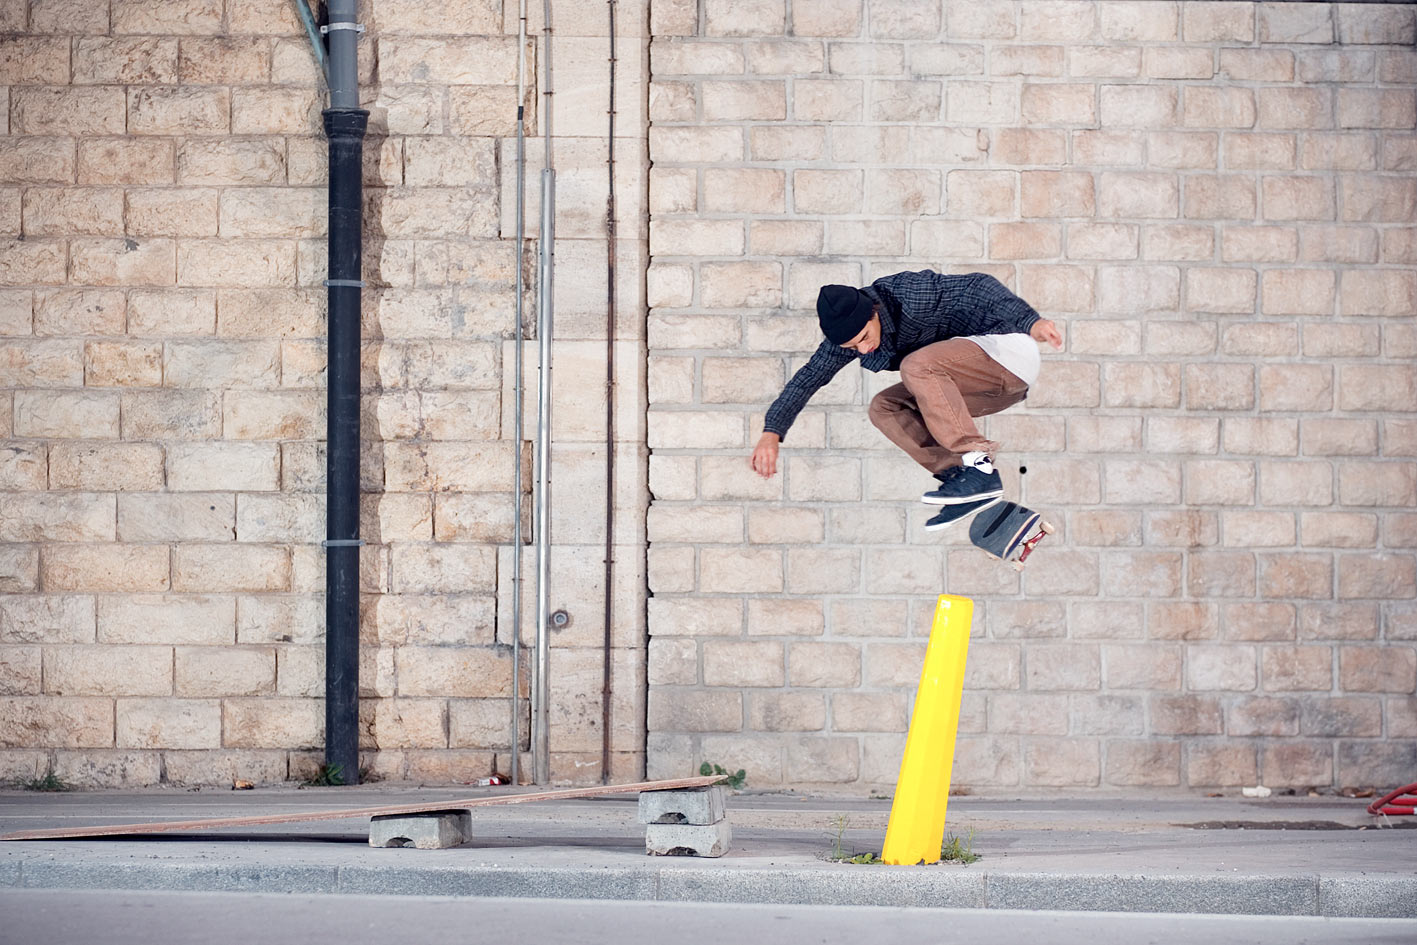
637, 785, 727, 826
645, 820, 732, 857
368, 809, 471, 849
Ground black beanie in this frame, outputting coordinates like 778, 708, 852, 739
816, 284, 874, 344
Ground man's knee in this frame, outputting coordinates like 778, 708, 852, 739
867, 390, 895, 430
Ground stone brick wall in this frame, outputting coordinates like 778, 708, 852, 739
645, 1, 1417, 790
0, 0, 649, 787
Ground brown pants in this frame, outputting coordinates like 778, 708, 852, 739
868, 339, 1029, 475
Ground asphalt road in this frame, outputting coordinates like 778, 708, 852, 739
2, 889, 1415, 945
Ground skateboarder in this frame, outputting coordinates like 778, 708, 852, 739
750, 270, 1063, 531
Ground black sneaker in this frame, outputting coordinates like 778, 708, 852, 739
925, 494, 1002, 531
921, 451, 1003, 505
921, 465, 964, 505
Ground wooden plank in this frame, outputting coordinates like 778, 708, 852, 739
0, 776, 725, 841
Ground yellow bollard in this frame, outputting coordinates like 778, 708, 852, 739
881, 594, 974, 865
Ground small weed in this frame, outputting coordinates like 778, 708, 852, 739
303, 763, 345, 787
940, 828, 981, 865
23, 771, 70, 793
825, 813, 883, 865
699, 762, 746, 790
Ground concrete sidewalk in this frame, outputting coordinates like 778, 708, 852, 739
2, 785, 1414, 918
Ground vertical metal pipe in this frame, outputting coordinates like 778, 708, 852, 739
510, 0, 528, 790
322, 0, 366, 786
601, 0, 618, 786
324, 0, 360, 109
533, 0, 556, 786
534, 169, 555, 786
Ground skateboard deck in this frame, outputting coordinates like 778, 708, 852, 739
0, 775, 725, 841
969, 500, 1054, 571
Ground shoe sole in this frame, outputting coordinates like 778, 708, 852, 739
920, 487, 1005, 507
924, 496, 1002, 531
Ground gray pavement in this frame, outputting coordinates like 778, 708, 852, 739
2, 785, 1415, 918
5, 889, 1417, 945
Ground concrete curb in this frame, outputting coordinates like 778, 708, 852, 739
8, 860, 1417, 918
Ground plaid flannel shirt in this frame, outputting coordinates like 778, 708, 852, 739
762, 270, 1042, 440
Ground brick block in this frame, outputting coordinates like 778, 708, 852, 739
365, 810, 470, 850
990, 223, 1061, 260
1021, 171, 1094, 218
23, 188, 124, 237
1105, 740, 1180, 786
1222, 602, 1296, 642
702, 640, 784, 688
45, 645, 171, 697
85, 340, 161, 389
1073, 129, 1144, 165
1187, 551, 1256, 598
1262, 645, 1332, 692
1150, 694, 1222, 735
1186, 460, 1256, 507
1259, 366, 1332, 412
1186, 743, 1257, 788
700, 262, 781, 307
1338, 554, 1416, 600
1219, 48, 1292, 83
1024, 643, 1100, 691
640, 218, 736, 255
983, 691, 1065, 736
1222, 227, 1297, 264
1222, 510, 1295, 548
1180, 3, 1253, 42
1022, 737, 1100, 787
1258, 553, 1332, 600
1184, 175, 1256, 220
1, 340, 84, 390
0, 646, 40, 695
70, 238, 176, 287
1338, 89, 1416, 131
1223, 418, 1297, 456
1339, 645, 1416, 694
1262, 743, 1332, 787
646, 820, 732, 857
172, 544, 290, 593
1141, 226, 1213, 262
1185, 364, 1254, 410
1071, 47, 1141, 79
1302, 135, 1378, 173
1102, 363, 1180, 409
1338, 462, 1416, 507
1187, 645, 1257, 691
1022, 83, 1095, 125
1262, 176, 1334, 222
791, 642, 862, 688
744, 601, 822, 641
1300, 512, 1377, 550
647, 689, 742, 732
49, 443, 164, 492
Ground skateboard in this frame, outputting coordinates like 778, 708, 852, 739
968, 500, 1054, 571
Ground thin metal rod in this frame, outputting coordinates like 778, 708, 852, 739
291, 0, 328, 83
533, 0, 556, 786
510, 0, 528, 790
601, 0, 617, 786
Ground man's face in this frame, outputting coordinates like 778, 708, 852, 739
840, 312, 881, 355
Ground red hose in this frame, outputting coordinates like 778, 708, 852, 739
1367, 782, 1417, 816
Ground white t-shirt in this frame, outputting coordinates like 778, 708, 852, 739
960, 332, 1041, 387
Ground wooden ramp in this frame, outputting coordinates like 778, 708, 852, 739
0, 776, 725, 842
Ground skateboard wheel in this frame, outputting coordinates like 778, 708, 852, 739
1012, 561, 1025, 572
1040, 520, 1056, 535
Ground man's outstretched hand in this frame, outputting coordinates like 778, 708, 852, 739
1031, 318, 1063, 349
751, 432, 780, 478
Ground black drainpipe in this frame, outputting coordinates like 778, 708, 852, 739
321, 0, 367, 786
